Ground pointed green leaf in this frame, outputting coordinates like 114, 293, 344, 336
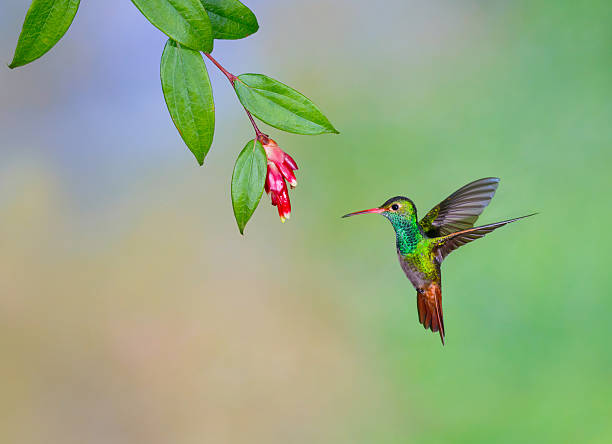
9, 0, 80, 69
131, 0, 213, 52
161, 39, 215, 165
231, 139, 267, 234
200, 0, 258, 40
234, 74, 338, 135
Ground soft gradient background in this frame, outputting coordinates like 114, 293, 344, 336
1, 1, 610, 443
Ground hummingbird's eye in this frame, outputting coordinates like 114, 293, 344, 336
391, 204, 400, 211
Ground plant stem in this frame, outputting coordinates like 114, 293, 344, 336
245, 109, 268, 144
203, 52, 236, 84
203, 52, 267, 143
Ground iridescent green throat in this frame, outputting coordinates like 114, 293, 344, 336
385, 212, 423, 255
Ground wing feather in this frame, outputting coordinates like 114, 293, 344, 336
435, 214, 536, 261
420, 177, 500, 237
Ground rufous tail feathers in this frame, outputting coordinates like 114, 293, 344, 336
417, 282, 445, 345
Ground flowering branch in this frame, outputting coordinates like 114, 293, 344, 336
9, 0, 338, 235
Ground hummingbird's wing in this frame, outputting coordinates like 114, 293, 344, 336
416, 282, 445, 345
419, 177, 500, 237
434, 214, 536, 261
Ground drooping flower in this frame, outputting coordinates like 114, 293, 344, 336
262, 138, 298, 222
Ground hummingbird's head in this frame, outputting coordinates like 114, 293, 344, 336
342, 196, 417, 221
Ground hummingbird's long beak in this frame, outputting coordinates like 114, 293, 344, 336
342, 207, 384, 218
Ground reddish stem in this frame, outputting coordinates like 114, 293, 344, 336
246, 110, 268, 144
204, 52, 236, 84
203, 52, 268, 143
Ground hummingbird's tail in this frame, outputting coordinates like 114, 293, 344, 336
417, 282, 445, 345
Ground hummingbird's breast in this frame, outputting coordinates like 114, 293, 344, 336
397, 241, 440, 290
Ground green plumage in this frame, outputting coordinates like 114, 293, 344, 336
383, 200, 440, 282
343, 178, 535, 345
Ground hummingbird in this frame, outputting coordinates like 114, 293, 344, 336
343, 177, 535, 345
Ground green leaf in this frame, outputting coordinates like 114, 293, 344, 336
131, 0, 213, 52
200, 0, 258, 40
9, 0, 80, 69
234, 74, 338, 135
231, 139, 267, 234
161, 39, 215, 165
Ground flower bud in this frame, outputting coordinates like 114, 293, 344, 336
262, 139, 298, 222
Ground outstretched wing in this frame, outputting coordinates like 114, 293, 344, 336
434, 214, 536, 262
416, 282, 445, 345
420, 177, 500, 237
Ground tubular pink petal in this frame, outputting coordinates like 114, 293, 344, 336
263, 143, 283, 164
284, 153, 298, 170
277, 188, 291, 219
278, 163, 298, 187
277, 204, 290, 221
261, 138, 297, 222
266, 164, 284, 192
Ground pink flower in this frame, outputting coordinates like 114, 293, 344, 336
263, 138, 298, 223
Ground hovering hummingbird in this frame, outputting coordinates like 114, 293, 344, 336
343, 178, 534, 345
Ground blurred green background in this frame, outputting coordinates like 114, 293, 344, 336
1, 1, 610, 443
